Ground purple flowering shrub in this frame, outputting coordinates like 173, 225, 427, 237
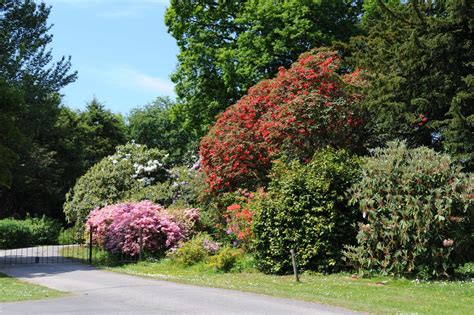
86, 201, 186, 256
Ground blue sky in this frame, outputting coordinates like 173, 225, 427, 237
44, 0, 178, 114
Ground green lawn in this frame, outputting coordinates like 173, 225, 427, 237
108, 259, 473, 315
0, 272, 65, 302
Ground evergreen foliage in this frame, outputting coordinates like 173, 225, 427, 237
351, 0, 473, 169
253, 149, 360, 274
344, 141, 473, 279
0, 1, 77, 218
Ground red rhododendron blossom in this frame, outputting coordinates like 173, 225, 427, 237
200, 49, 366, 193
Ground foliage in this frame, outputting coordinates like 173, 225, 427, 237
0, 1, 78, 219
64, 143, 169, 228
0, 216, 61, 249
130, 166, 205, 210
169, 234, 218, 266
24, 215, 61, 245
0, 219, 32, 249
86, 201, 184, 256
344, 141, 473, 279
76, 98, 128, 169
0, 80, 24, 188
349, 0, 474, 169
223, 189, 259, 249
128, 97, 194, 166
165, 0, 363, 138
253, 149, 361, 274
208, 246, 241, 272
166, 207, 201, 240
57, 227, 79, 245
200, 49, 366, 194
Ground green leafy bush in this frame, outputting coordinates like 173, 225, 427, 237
170, 234, 218, 266
64, 143, 169, 228
0, 219, 32, 249
208, 246, 242, 272
253, 149, 361, 274
0, 216, 61, 249
344, 141, 473, 279
25, 216, 61, 245
58, 227, 80, 245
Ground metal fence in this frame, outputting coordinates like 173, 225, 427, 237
0, 244, 89, 265
0, 226, 144, 266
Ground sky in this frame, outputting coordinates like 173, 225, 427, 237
43, 0, 179, 115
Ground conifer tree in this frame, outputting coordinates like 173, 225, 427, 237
353, 0, 473, 169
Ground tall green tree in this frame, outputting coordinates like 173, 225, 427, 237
0, 79, 24, 188
0, 0, 77, 218
165, 0, 363, 138
77, 98, 128, 169
128, 97, 195, 166
351, 0, 473, 169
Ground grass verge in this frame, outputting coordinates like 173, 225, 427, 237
0, 272, 65, 302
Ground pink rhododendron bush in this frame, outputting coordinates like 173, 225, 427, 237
86, 201, 199, 255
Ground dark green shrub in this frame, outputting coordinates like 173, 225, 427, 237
0, 216, 61, 249
0, 219, 32, 249
25, 216, 61, 245
208, 246, 241, 272
253, 149, 361, 274
344, 141, 473, 279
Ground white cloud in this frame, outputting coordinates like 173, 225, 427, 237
109, 66, 175, 95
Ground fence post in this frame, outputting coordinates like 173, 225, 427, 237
290, 249, 299, 282
139, 226, 143, 262
88, 224, 93, 265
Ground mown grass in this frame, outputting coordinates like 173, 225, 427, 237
60, 246, 473, 314
0, 272, 65, 302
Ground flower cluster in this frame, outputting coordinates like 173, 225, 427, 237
223, 189, 260, 247
202, 237, 220, 254
86, 201, 185, 255
200, 49, 365, 193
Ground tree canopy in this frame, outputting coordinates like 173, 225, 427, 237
165, 0, 363, 139
128, 97, 194, 166
350, 0, 473, 169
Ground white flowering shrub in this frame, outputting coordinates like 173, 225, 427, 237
130, 165, 206, 209
64, 143, 169, 228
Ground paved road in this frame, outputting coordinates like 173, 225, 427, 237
0, 263, 360, 315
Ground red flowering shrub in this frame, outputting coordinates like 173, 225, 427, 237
200, 48, 366, 193
223, 189, 261, 248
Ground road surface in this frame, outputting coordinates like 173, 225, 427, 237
1, 261, 361, 314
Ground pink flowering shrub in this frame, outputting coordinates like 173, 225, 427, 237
166, 207, 201, 239
86, 201, 185, 256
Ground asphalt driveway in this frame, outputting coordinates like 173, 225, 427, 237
0, 263, 360, 314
